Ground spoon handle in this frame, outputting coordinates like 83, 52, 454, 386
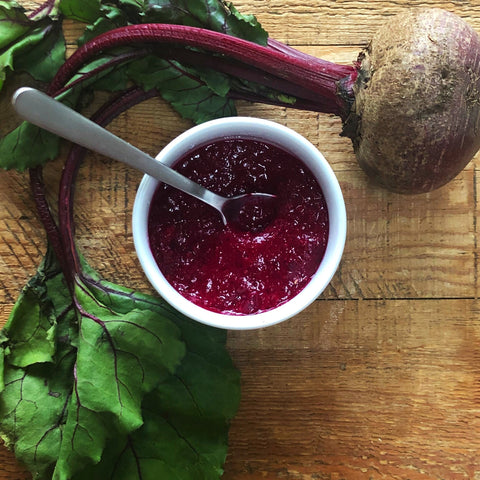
12, 87, 223, 208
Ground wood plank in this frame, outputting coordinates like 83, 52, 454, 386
224, 298, 480, 479
233, 1, 480, 46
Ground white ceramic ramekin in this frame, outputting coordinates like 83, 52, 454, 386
132, 117, 346, 330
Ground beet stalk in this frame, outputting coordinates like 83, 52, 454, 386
48, 23, 356, 117
48, 7, 480, 194
57, 87, 160, 282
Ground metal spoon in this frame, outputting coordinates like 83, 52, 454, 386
12, 87, 276, 227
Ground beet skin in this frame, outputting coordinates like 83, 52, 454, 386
343, 8, 480, 193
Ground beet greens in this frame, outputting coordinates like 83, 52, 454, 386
0, 1, 251, 479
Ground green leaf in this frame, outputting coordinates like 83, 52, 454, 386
59, 0, 101, 23
63, 54, 132, 93
73, 271, 241, 480
0, 3, 64, 92
191, 64, 231, 97
78, 5, 130, 45
53, 393, 114, 480
0, 249, 77, 476
0, 342, 77, 479
74, 394, 232, 479
0, 121, 60, 171
158, 327, 241, 422
73, 276, 186, 432
224, 1, 267, 43
127, 56, 237, 123
0, 2, 29, 50
2, 288, 56, 367
0, 250, 67, 368
141, 0, 267, 44
0, 347, 4, 393
161, 72, 237, 123
0, 4, 30, 90
14, 23, 66, 83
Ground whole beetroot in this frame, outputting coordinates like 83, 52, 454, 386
343, 8, 480, 193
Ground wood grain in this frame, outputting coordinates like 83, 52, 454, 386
225, 299, 480, 479
2, 1, 480, 479
233, 1, 480, 46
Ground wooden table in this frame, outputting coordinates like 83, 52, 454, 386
2, 1, 480, 478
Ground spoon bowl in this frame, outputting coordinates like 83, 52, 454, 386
11, 87, 276, 229
220, 192, 278, 231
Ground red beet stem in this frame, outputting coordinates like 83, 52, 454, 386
29, 166, 70, 277
48, 24, 357, 116
27, 0, 56, 20
57, 87, 160, 278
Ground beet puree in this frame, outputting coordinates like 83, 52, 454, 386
147, 138, 329, 315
